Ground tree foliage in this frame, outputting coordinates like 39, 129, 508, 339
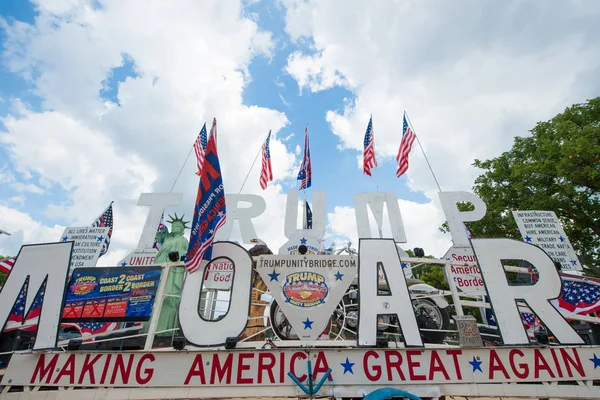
453, 97, 600, 276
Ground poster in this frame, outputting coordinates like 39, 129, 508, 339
443, 246, 486, 295
513, 210, 582, 271
203, 258, 234, 290
61, 266, 162, 322
61, 226, 110, 269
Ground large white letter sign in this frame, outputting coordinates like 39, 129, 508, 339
179, 242, 253, 346
136, 193, 183, 249
284, 190, 326, 239
215, 194, 266, 243
354, 192, 407, 242
471, 238, 584, 345
358, 239, 423, 347
439, 191, 487, 248
0, 242, 73, 350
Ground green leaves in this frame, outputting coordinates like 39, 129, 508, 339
465, 98, 600, 275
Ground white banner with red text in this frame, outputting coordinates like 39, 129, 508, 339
4, 346, 600, 387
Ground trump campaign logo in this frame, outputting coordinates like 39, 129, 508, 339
282, 272, 328, 308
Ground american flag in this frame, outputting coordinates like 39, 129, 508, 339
554, 273, 600, 315
363, 116, 377, 176
185, 118, 227, 273
61, 322, 118, 338
304, 201, 312, 229
193, 123, 208, 176
297, 125, 312, 190
521, 312, 537, 331
4, 280, 46, 331
0, 257, 15, 274
396, 113, 416, 178
153, 212, 168, 250
92, 202, 114, 257
259, 130, 273, 190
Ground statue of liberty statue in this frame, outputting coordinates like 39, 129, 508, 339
144, 213, 190, 338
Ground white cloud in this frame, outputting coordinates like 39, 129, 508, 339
0, 0, 299, 259
11, 182, 45, 194
0, 205, 65, 256
282, 0, 600, 255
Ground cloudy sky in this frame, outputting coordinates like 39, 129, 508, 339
1, 0, 599, 264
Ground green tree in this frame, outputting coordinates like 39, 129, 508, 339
0, 255, 10, 286
449, 97, 600, 276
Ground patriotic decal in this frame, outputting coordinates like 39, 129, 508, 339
259, 130, 273, 190
185, 118, 227, 273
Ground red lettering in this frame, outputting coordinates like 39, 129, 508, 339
560, 348, 585, 378
384, 350, 405, 381
258, 353, 276, 384
533, 349, 555, 379
290, 352, 307, 383
313, 352, 333, 382
30, 354, 59, 384
78, 354, 102, 384
550, 348, 564, 378
446, 349, 463, 379
100, 354, 112, 384
211, 354, 233, 384
489, 349, 510, 379
508, 349, 528, 379
237, 353, 254, 384
428, 351, 450, 380
200, 160, 220, 191
406, 350, 426, 380
110, 354, 135, 384
184, 354, 206, 385
135, 354, 155, 385
279, 352, 285, 383
364, 351, 381, 381
53, 354, 76, 384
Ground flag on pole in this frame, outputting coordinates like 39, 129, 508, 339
363, 116, 377, 176
0, 257, 15, 274
186, 118, 227, 273
153, 212, 168, 250
396, 113, 416, 178
297, 125, 312, 189
304, 201, 313, 229
92, 202, 114, 257
259, 130, 273, 190
193, 123, 208, 176
5, 281, 46, 332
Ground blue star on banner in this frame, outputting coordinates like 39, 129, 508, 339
120, 261, 127, 267
570, 259, 578, 266
97, 235, 104, 242
559, 236, 566, 242
340, 357, 355, 374
300, 237, 307, 244
525, 235, 533, 243
62, 236, 69, 242
401, 262, 408, 269
303, 317, 314, 329
335, 271, 344, 281
590, 354, 600, 369
469, 356, 483, 373
268, 270, 280, 282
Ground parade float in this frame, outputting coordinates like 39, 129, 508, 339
1, 117, 599, 400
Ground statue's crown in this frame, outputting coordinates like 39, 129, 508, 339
167, 213, 190, 229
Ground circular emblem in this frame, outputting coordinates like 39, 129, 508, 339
282, 272, 329, 308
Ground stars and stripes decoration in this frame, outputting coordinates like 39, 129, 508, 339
363, 116, 377, 176
61, 322, 118, 338
259, 130, 273, 190
5, 280, 45, 332
186, 118, 227, 273
153, 212, 168, 250
396, 113, 416, 178
297, 125, 312, 190
0, 256, 15, 274
193, 123, 208, 176
92, 201, 114, 257
554, 273, 600, 315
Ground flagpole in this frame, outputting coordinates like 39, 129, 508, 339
372, 114, 379, 193
404, 111, 443, 192
238, 141, 263, 194
169, 146, 195, 193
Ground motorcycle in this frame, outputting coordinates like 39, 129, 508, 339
267, 242, 451, 344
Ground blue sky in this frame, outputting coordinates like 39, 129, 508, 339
1, 0, 599, 261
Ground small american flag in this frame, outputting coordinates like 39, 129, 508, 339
363, 116, 377, 176
61, 322, 118, 338
259, 130, 273, 190
153, 212, 168, 250
194, 123, 208, 176
297, 125, 312, 190
186, 118, 227, 273
4, 280, 46, 331
396, 113, 416, 178
554, 273, 600, 315
521, 312, 537, 331
92, 202, 114, 257
0, 257, 15, 274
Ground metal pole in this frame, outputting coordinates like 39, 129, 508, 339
144, 263, 173, 350
444, 263, 464, 316
239, 134, 267, 194
404, 112, 442, 192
